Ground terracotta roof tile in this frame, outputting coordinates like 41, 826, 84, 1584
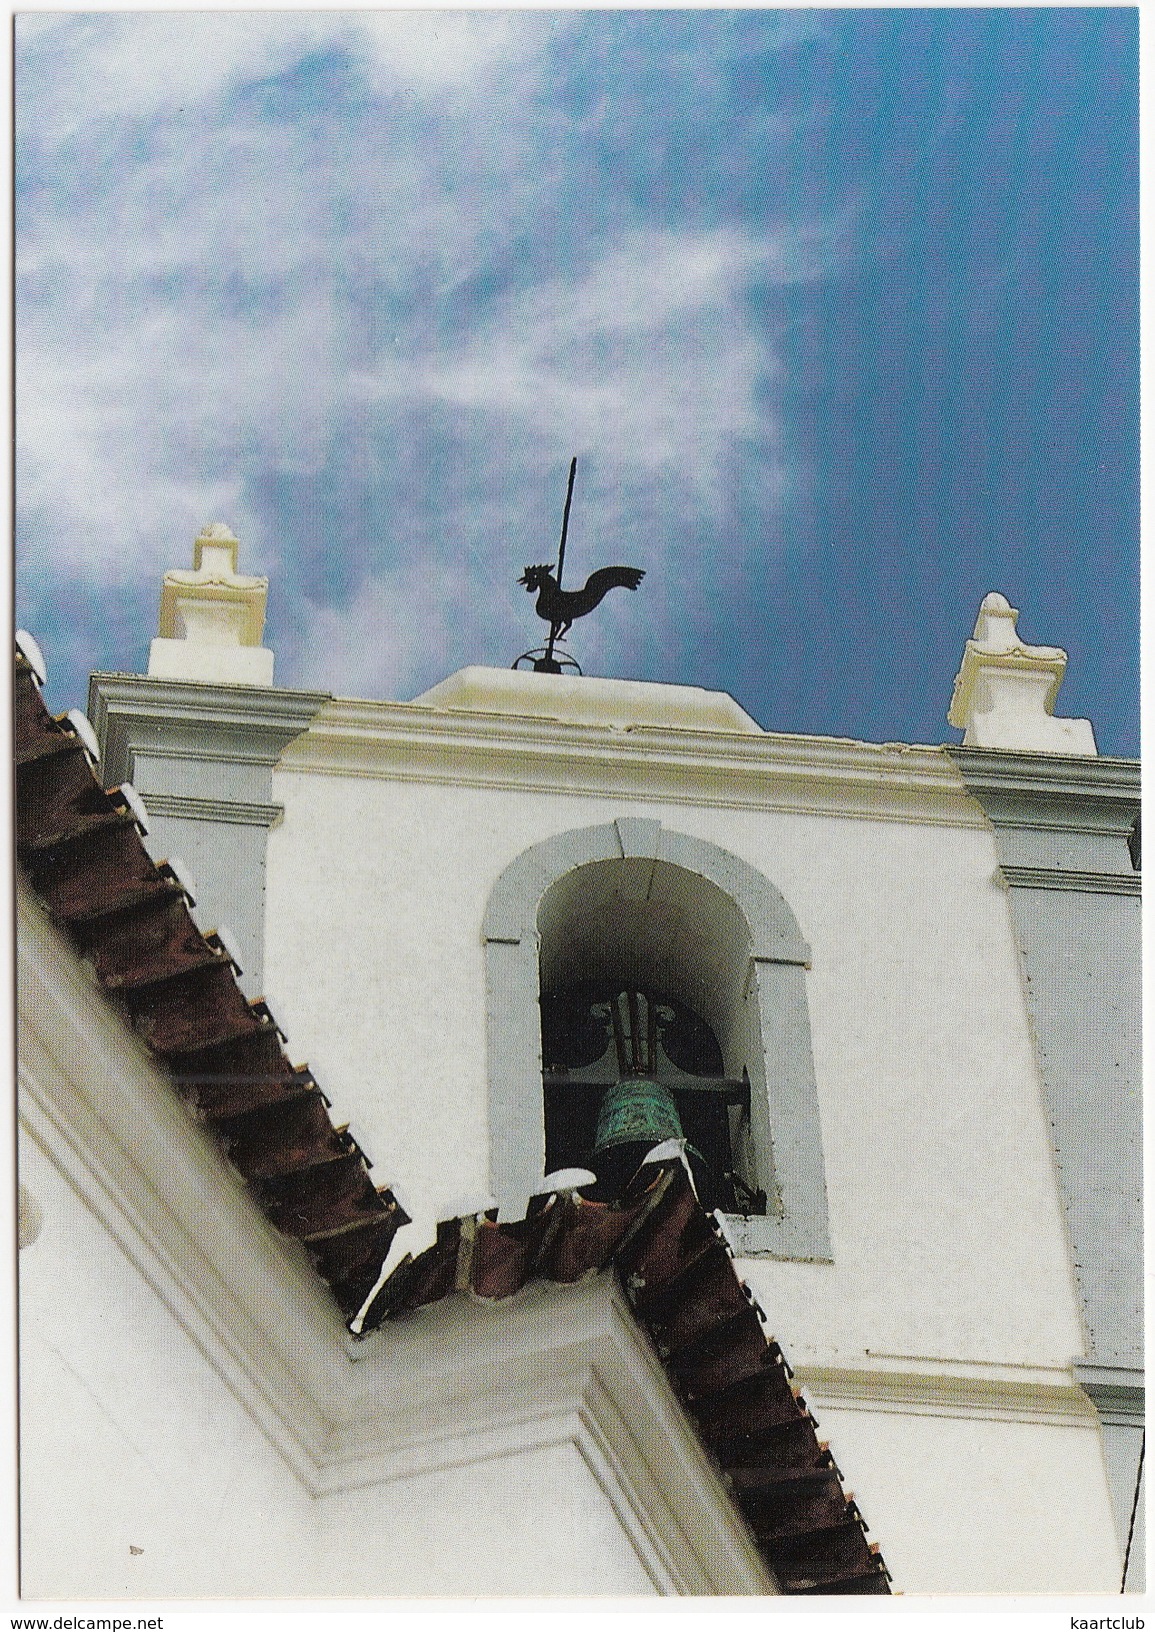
14, 647, 407, 1319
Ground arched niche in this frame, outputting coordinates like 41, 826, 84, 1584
482, 818, 832, 1260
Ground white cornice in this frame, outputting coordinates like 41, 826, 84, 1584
280, 697, 983, 827
949, 746, 1140, 802
331, 1279, 776, 1595
950, 748, 1140, 859
88, 671, 330, 727
87, 672, 330, 786
1074, 1363, 1145, 1428
414, 665, 764, 734
134, 791, 285, 827
999, 865, 1141, 896
795, 1353, 1101, 1427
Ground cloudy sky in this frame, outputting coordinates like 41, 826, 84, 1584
15, 9, 1138, 753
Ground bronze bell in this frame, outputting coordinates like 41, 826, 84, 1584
589, 991, 700, 1198
593, 1076, 684, 1153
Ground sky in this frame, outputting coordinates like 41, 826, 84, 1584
15, 9, 1139, 754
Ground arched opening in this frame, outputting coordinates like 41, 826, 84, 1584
536, 857, 767, 1212
482, 819, 831, 1260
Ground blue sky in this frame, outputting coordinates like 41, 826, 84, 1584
15, 9, 1138, 753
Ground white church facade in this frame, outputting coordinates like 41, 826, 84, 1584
16, 529, 1141, 1597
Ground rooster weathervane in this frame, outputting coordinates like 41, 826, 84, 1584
514, 458, 644, 675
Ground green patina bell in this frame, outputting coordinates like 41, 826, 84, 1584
585, 989, 715, 1206
593, 1076, 685, 1154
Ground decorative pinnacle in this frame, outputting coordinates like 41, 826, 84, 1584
148, 524, 275, 685
947, 592, 1095, 754
192, 522, 242, 575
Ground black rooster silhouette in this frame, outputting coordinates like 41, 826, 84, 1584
519, 563, 645, 640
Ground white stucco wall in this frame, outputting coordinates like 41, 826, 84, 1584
19, 1121, 759, 1598
801, 1399, 1121, 1594
255, 680, 1124, 1593
18, 1136, 315, 1600
264, 723, 1084, 1371
315, 1443, 659, 1597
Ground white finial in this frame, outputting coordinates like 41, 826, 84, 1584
948, 592, 1096, 755
192, 522, 241, 576
971, 592, 1020, 652
147, 525, 275, 686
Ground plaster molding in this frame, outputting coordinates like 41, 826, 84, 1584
973, 805, 1137, 845
1075, 1363, 1145, 1428
796, 1355, 1102, 1427
281, 697, 984, 828
89, 672, 330, 725
575, 1352, 765, 1595
999, 865, 1141, 897
483, 818, 811, 963
949, 746, 1139, 811
87, 672, 331, 789
413, 665, 764, 736
1072, 1363, 1145, 1587
136, 791, 285, 828
953, 742, 1142, 1376
128, 742, 300, 771
954, 743, 1139, 880
985, 813, 1139, 843
86, 673, 330, 991
322, 1355, 594, 1492
331, 1279, 775, 1595
18, 881, 346, 1488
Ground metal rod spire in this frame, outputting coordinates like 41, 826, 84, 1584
545, 457, 578, 666
556, 456, 578, 591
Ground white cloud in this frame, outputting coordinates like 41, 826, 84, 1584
292, 555, 501, 699
19, 118, 796, 588
17, 262, 348, 576
17, 12, 562, 144
16, 11, 839, 698
353, 12, 562, 94
16, 14, 570, 583
419, 228, 800, 487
